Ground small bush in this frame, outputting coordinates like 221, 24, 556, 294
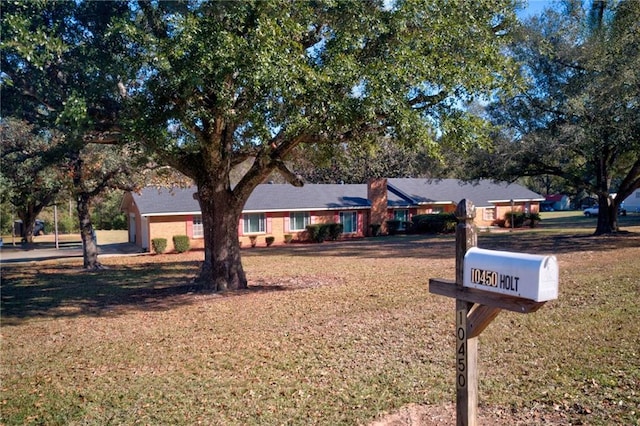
527, 212, 541, 228
386, 220, 401, 235
173, 235, 190, 253
151, 238, 167, 254
306, 225, 321, 243
411, 213, 457, 234
369, 223, 381, 236
504, 212, 526, 228
327, 223, 343, 240
306, 224, 330, 243
265, 236, 275, 246
249, 236, 257, 247
284, 234, 293, 244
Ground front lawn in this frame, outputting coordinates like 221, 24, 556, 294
1, 223, 639, 425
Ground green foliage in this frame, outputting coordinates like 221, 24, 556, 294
151, 238, 167, 254
283, 234, 293, 244
58, 210, 79, 234
265, 236, 275, 247
296, 138, 454, 183
411, 213, 457, 234
369, 224, 381, 237
327, 223, 343, 241
0, 119, 67, 241
386, 219, 412, 235
91, 190, 127, 230
2, 1, 148, 263
528, 212, 541, 228
172, 235, 190, 253
305, 223, 342, 243
249, 236, 258, 248
467, 1, 640, 235
386, 220, 402, 235
306, 225, 328, 243
121, 0, 520, 287
504, 212, 526, 228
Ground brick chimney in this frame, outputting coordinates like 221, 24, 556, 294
367, 178, 388, 235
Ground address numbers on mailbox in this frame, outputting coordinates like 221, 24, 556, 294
463, 247, 559, 302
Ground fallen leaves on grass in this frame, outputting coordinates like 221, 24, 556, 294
2, 231, 640, 425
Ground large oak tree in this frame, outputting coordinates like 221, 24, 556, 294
123, 0, 519, 291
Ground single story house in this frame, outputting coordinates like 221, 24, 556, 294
621, 189, 640, 213
121, 178, 544, 251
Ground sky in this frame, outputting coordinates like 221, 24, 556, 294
517, 0, 560, 20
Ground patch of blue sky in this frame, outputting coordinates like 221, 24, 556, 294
517, 0, 563, 20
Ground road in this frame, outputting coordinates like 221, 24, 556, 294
0, 241, 144, 264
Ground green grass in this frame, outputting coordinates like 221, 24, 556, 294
1, 219, 639, 425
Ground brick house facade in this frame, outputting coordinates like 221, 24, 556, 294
121, 179, 543, 251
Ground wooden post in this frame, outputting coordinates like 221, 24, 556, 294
455, 200, 477, 426
430, 200, 554, 426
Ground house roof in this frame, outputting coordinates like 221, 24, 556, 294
131, 186, 201, 216
132, 184, 370, 216
129, 179, 543, 216
244, 184, 369, 212
387, 178, 544, 208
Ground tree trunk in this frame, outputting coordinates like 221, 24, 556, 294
18, 212, 37, 244
594, 194, 615, 235
17, 200, 50, 244
77, 193, 102, 269
607, 202, 619, 232
194, 185, 247, 291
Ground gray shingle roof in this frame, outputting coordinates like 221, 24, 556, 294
387, 178, 544, 208
244, 184, 369, 212
132, 186, 200, 215
131, 179, 543, 215
133, 184, 370, 215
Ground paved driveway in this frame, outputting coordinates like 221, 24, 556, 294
0, 242, 144, 264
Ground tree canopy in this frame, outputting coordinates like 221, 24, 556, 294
122, 0, 519, 290
1, 1, 144, 267
0, 118, 66, 242
465, 0, 640, 234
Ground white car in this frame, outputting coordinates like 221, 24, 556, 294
583, 205, 627, 217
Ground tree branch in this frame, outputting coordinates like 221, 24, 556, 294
408, 91, 447, 110
274, 160, 304, 187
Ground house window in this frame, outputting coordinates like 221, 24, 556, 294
243, 213, 265, 234
192, 215, 204, 238
394, 209, 409, 222
394, 209, 409, 230
339, 211, 358, 233
431, 206, 443, 214
483, 208, 496, 222
290, 212, 310, 231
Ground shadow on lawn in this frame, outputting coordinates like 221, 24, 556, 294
2, 226, 638, 325
0, 260, 294, 325
246, 229, 640, 260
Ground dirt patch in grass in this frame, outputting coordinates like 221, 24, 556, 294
2, 229, 639, 425
371, 401, 573, 425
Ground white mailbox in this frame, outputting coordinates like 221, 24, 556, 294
463, 247, 558, 302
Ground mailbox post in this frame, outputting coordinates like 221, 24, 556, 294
454, 200, 479, 425
429, 199, 558, 426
